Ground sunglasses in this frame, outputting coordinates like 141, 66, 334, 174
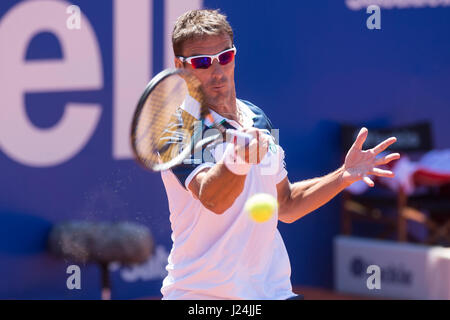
177, 46, 237, 69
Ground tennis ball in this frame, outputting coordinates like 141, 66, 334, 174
245, 193, 278, 223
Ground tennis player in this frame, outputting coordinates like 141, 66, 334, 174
160, 9, 400, 300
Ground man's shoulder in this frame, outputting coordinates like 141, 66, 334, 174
238, 99, 274, 131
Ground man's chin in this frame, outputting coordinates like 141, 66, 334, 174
205, 92, 228, 106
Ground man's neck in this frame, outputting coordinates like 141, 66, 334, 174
209, 94, 240, 124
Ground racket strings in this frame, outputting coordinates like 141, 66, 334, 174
133, 74, 202, 167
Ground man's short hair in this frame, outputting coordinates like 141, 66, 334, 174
172, 9, 234, 56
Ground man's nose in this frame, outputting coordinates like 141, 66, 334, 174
209, 59, 225, 77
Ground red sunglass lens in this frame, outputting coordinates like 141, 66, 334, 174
219, 51, 235, 65
191, 57, 211, 69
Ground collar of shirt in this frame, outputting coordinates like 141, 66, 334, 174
179, 94, 257, 129
203, 101, 256, 130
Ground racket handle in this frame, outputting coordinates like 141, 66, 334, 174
226, 129, 253, 146
194, 129, 252, 151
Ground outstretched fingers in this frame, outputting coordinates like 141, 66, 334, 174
375, 153, 400, 166
363, 176, 375, 187
352, 127, 369, 150
372, 137, 397, 155
368, 167, 395, 178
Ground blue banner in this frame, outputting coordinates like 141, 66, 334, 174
1, 0, 449, 299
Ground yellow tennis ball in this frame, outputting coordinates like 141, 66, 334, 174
245, 193, 278, 223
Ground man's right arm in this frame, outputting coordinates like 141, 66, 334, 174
187, 127, 270, 214
188, 164, 247, 214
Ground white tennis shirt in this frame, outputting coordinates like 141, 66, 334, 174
160, 96, 295, 299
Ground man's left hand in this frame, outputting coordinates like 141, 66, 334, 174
342, 127, 401, 187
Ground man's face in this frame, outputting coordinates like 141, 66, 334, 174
175, 34, 235, 109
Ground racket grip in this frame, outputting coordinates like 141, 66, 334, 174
226, 129, 253, 146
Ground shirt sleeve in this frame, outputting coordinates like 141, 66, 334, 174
170, 140, 217, 190
172, 161, 215, 190
275, 145, 288, 184
159, 107, 216, 190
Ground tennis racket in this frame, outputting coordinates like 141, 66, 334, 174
130, 68, 252, 171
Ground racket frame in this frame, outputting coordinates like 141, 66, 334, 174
130, 68, 252, 172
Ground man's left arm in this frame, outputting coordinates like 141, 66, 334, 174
277, 127, 400, 224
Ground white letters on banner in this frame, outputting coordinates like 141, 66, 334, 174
0, 0, 202, 167
0, 0, 102, 167
347, 0, 450, 10
113, 0, 152, 160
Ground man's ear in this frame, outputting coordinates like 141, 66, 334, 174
174, 57, 183, 69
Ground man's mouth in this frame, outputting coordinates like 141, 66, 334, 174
211, 84, 225, 90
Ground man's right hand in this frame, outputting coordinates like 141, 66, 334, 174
188, 128, 273, 214
233, 127, 271, 164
